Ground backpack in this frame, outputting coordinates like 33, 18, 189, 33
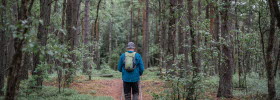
124, 52, 136, 72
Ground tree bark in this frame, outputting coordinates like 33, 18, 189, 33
166, 0, 176, 69
186, 0, 201, 99
177, 0, 185, 76
83, 0, 90, 75
5, 0, 30, 99
93, 0, 102, 70
266, 0, 276, 99
32, 0, 52, 88
217, 0, 234, 98
65, 0, 81, 86
0, 0, 7, 96
129, 0, 134, 42
270, 0, 280, 29
142, 0, 149, 68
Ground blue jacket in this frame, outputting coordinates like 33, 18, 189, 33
118, 51, 144, 82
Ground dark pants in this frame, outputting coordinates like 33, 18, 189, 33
123, 81, 139, 100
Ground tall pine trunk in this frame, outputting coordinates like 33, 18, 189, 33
0, 0, 7, 96
177, 0, 186, 76
32, 0, 52, 88
217, 0, 234, 98
65, 0, 81, 86
83, 0, 91, 80
266, 0, 276, 99
186, 0, 201, 99
5, 0, 30, 99
142, 0, 149, 68
167, 0, 176, 69
93, 0, 102, 70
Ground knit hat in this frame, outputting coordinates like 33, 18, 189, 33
127, 42, 135, 49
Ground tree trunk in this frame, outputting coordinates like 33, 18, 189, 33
217, 0, 234, 98
65, 0, 81, 86
83, 0, 90, 75
177, 0, 185, 76
142, 0, 149, 68
129, 0, 134, 42
270, 0, 280, 29
32, 0, 52, 88
0, 0, 7, 96
167, 0, 176, 69
196, 0, 202, 73
20, 52, 30, 80
266, 0, 276, 99
186, 0, 201, 99
214, 2, 221, 76
5, 0, 30, 99
93, 0, 102, 70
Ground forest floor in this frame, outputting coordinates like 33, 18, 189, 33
42, 67, 277, 100
44, 75, 165, 100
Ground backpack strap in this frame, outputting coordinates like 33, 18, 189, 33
132, 52, 136, 65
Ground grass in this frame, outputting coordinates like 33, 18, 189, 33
2, 66, 279, 100
16, 86, 114, 100
200, 72, 280, 99
141, 67, 162, 81
0, 86, 113, 100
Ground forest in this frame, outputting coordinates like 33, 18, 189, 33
0, 0, 280, 100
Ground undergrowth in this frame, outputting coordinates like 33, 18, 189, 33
0, 86, 113, 100
153, 71, 280, 100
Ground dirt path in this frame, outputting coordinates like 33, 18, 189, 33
45, 78, 164, 100
71, 79, 123, 100
71, 79, 164, 100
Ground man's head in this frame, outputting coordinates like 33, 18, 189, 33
127, 42, 135, 51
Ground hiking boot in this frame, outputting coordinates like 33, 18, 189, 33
125, 93, 131, 100
132, 93, 139, 100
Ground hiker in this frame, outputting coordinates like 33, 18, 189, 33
118, 42, 144, 100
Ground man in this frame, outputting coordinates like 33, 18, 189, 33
118, 42, 144, 100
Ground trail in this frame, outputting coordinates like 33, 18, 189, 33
71, 79, 123, 100
45, 77, 164, 100
71, 79, 164, 100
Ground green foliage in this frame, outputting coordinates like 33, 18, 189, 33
107, 44, 125, 70
17, 86, 113, 100
154, 71, 280, 99
141, 67, 161, 81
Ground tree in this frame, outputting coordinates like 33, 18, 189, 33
217, 0, 234, 98
65, 0, 81, 86
142, 0, 149, 68
32, 0, 52, 88
177, 0, 186, 76
129, 0, 134, 42
83, 0, 90, 77
0, 0, 7, 96
186, 0, 201, 99
166, 0, 176, 69
265, 0, 277, 99
5, 0, 31, 99
269, 0, 280, 29
93, 0, 102, 70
